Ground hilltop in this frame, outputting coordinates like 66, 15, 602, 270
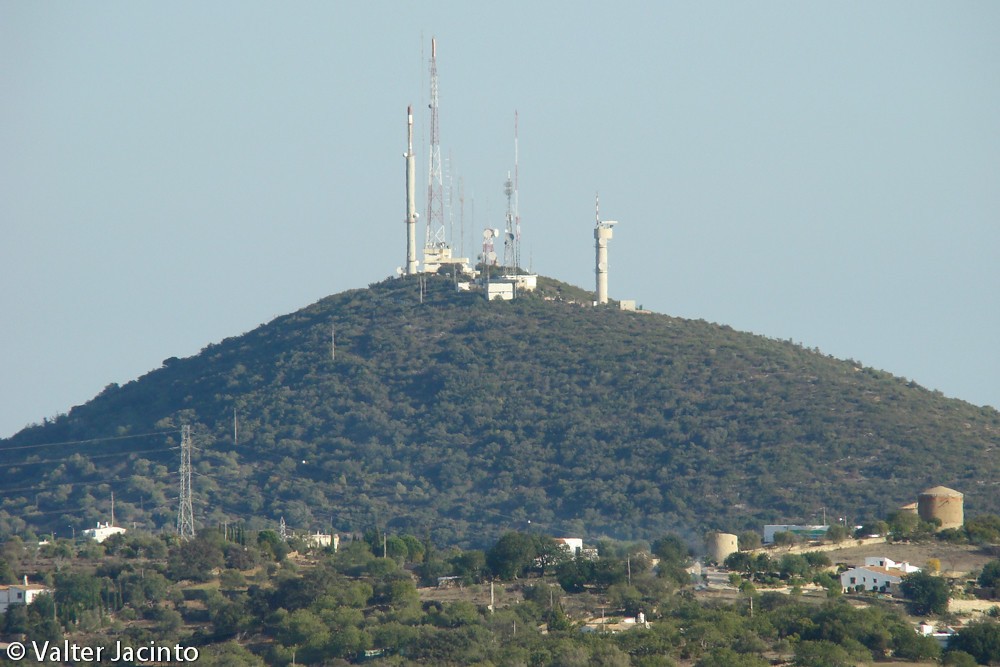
2, 274, 998, 546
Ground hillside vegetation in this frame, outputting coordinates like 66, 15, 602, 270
2, 274, 998, 546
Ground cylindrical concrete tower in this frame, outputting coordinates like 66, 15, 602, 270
404, 105, 419, 275
918, 486, 964, 530
707, 532, 739, 564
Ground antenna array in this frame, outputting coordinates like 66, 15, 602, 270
425, 38, 446, 249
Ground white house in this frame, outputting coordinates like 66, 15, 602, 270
0, 578, 52, 613
556, 538, 584, 556
82, 522, 127, 543
840, 565, 904, 593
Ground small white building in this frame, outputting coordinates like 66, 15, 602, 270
864, 556, 920, 574
840, 565, 904, 593
556, 538, 584, 556
485, 281, 515, 301
0, 578, 52, 613
82, 522, 126, 543
918, 621, 956, 648
306, 532, 339, 550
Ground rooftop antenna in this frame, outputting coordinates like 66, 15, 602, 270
425, 37, 446, 250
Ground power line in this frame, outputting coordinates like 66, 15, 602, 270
0, 447, 172, 470
0, 430, 179, 452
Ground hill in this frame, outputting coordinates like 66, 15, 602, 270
2, 274, 998, 546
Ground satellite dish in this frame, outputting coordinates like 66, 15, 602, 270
598, 262, 608, 271
483, 228, 493, 239
493, 229, 500, 238
506, 231, 514, 240
396, 267, 403, 275
487, 251, 497, 262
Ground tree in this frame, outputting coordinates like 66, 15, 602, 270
824, 525, 848, 543
901, 571, 950, 615
486, 532, 538, 580
724, 551, 753, 575
947, 620, 1000, 665
556, 557, 595, 593
978, 560, 1000, 593
169, 536, 224, 581
794, 639, 868, 666
772, 531, 797, 547
652, 533, 692, 563
450, 550, 486, 584
737, 531, 762, 551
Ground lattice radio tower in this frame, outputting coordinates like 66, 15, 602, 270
177, 425, 195, 540
425, 38, 446, 249
502, 111, 521, 275
503, 172, 515, 273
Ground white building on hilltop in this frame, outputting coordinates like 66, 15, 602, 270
82, 522, 126, 543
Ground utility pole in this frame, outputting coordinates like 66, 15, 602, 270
177, 425, 195, 540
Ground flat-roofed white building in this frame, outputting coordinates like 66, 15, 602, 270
82, 522, 126, 543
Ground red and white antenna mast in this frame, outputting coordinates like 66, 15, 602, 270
425, 38, 446, 249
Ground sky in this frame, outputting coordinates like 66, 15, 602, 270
2, 2, 998, 438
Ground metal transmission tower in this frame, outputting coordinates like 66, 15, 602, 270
177, 425, 195, 540
503, 172, 515, 273
425, 38, 446, 250
502, 111, 522, 275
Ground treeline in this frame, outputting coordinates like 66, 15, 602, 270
7, 529, 1000, 665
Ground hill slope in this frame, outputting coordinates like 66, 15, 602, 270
2, 275, 998, 546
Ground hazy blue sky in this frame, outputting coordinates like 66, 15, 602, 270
3, 2, 998, 438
